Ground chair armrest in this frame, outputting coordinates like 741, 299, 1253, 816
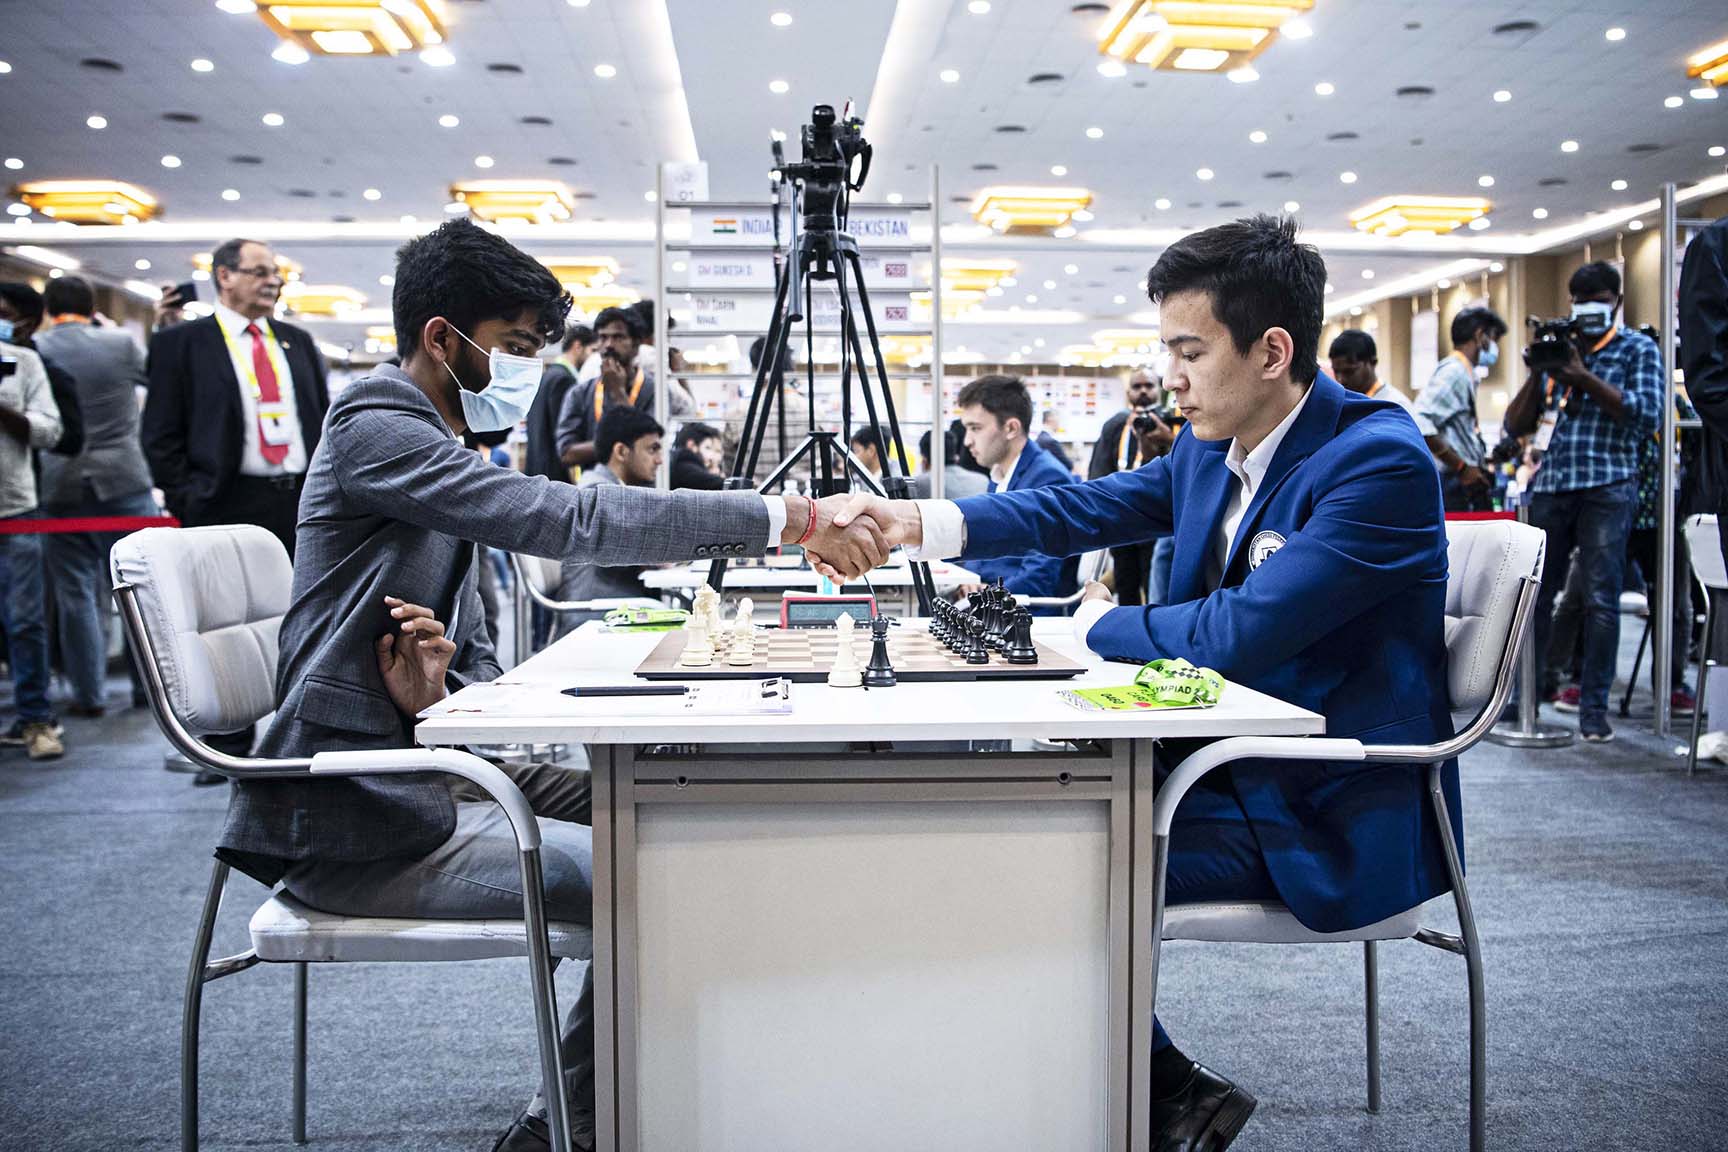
1154, 736, 1366, 837
310, 748, 541, 852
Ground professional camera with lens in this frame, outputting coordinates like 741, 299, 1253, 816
0, 355, 17, 380
1523, 315, 1578, 372
784, 103, 872, 234
1132, 399, 1185, 436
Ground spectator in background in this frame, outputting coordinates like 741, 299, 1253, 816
848, 426, 884, 484
0, 283, 85, 471
725, 335, 812, 489
912, 427, 988, 500
524, 323, 591, 484
947, 416, 988, 476
553, 406, 664, 637
954, 374, 1077, 608
1035, 408, 1075, 473
1415, 305, 1505, 512
1089, 367, 1177, 605
0, 334, 64, 760
33, 276, 160, 720
670, 421, 724, 490
1502, 261, 1662, 743
556, 305, 688, 470
1683, 216, 1728, 607
1328, 329, 1415, 413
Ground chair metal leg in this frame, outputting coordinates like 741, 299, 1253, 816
517, 847, 573, 1152
182, 860, 229, 1152
1688, 599, 1715, 777
1364, 941, 1382, 1114
1429, 764, 1486, 1152
292, 963, 308, 1144
1621, 617, 1650, 717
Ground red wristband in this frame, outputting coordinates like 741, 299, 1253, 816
794, 498, 818, 547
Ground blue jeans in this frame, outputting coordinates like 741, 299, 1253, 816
43, 487, 161, 710
0, 514, 55, 723
1528, 477, 1638, 720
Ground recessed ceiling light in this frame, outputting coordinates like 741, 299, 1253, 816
86, 115, 107, 129
444, 201, 466, 214
6, 203, 31, 217
1113, 294, 1126, 304
1086, 126, 1104, 139
160, 154, 182, 168
192, 269, 211, 280
771, 11, 792, 25
1097, 59, 1127, 78
594, 63, 616, 78
221, 188, 240, 201
1314, 81, 1335, 96
363, 188, 381, 201
1195, 167, 1214, 180
1664, 95, 1684, 109
438, 114, 460, 128
262, 112, 284, 127
567, 0, 591, 6
0, 61, 10, 74
48, 269, 62, 279
421, 46, 455, 67
474, 155, 494, 168
1063, 263, 1079, 275
272, 43, 310, 65
1026, 293, 1039, 303
1283, 200, 1300, 212
1532, 207, 1549, 219
1477, 174, 1494, 187
1050, 164, 1068, 176
769, 79, 789, 94
1249, 129, 1268, 144
1154, 197, 1171, 210
1034, 338, 1045, 348
1489, 261, 1505, 273
1629, 219, 1645, 231
1611, 178, 1629, 190
1436, 278, 1452, 289
1693, 88, 1720, 101
644, 189, 657, 201
1361, 269, 1375, 280
134, 258, 152, 271
1339, 170, 1357, 184
1043, 279, 1057, 290
1228, 66, 1259, 83
399, 213, 418, 224
1560, 140, 1579, 152
1493, 89, 1511, 102
1349, 306, 1362, 316
940, 69, 960, 83
1711, 146, 1727, 158
190, 58, 214, 72
3, 158, 21, 170
1468, 216, 1491, 230
215, 0, 256, 11
1605, 26, 1625, 41
1054, 224, 1078, 238
968, 0, 991, 12
886, 192, 903, 204
1071, 208, 1094, 221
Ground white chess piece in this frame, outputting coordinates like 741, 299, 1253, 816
827, 612, 862, 688
726, 602, 757, 665
678, 613, 714, 667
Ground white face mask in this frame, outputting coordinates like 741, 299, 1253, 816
1570, 300, 1616, 340
444, 324, 543, 432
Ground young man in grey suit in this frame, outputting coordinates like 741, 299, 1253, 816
216, 219, 887, 1152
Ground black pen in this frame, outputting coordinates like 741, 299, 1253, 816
562, 685, 690, 698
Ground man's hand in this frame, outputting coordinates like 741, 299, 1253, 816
828, 491, 923, 548
598, 352, 630, 402
956, 582, 986, 600
788, 495, 890, 581
1081, 580, 1114, 605
375, 597, 457, 717
1136, 412, 1177, 460
1457, 464, 1491, 494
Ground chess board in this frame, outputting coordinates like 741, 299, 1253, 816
635, 624, 1087, 683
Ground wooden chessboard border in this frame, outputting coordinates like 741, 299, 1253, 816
634, 625, 1086, 683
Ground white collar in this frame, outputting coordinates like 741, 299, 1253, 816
1225, 385, 1312, 489
215, 300, 273, 336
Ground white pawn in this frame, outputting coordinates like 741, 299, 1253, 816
827, 612, 862, 688
726, 603, 757, 666
678, 613, 714, 667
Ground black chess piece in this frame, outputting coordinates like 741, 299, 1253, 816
932, 600, 953, 647
1005, 608, 1039, 665
965, 616, 989, 664
863, 617, 898, 687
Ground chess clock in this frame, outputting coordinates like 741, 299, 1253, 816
779, 591, 878, 629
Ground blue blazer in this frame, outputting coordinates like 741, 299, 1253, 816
971, 438, 1079, 611
956, 375, 1458, 933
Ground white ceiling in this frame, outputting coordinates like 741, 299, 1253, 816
2, 0, 1725, 359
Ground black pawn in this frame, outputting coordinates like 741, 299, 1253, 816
965, 617, 990, 664
863, 617, 897, 687
1005, 609, 1039, 665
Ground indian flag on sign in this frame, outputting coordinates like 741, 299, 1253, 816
711, 217, 738, 234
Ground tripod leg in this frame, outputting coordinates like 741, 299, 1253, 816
738, 266, 798, 484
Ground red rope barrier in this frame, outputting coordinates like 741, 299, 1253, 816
1443, 511, 1517, 521
0, 516, 181, 535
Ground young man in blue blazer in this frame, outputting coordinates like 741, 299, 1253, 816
819, 215, 1453, 1152
953, 373, 1078, 608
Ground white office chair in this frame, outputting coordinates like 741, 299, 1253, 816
1021, 547, 1112, 610
111, 525, 588, 1152
1150, 519, 1545, 1152
509, 550, 661, 663
1683, 514, 1727, 776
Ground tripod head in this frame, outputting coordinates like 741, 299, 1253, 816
780, 103, 871, 238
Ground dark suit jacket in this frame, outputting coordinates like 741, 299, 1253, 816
1035, 429, 1074, 473
142, 315, 330, 520
524, 360, 579, 483
957, 375, 1456, 933
969, 438, 1078, 609
1681, 217, 1728, 559
671, 445, 723, 490
218, 366, 774, 882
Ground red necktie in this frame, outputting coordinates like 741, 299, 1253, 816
246, 322, 290, 465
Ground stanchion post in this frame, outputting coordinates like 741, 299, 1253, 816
1487, 502, 1574, 748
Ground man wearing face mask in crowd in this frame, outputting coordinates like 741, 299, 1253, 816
1414, 305, 1507, 512
1502, 261, 1662, 743
215, 220, 887, 1152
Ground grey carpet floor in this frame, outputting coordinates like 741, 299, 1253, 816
3, 624, 1727, 1151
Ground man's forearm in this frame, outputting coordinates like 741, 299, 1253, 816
1502, 376, 1545, 437
561, 440, 599, 468
1424, 434, 1464, 473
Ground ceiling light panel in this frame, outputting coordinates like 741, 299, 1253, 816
257, 0, 447, 57
15, 180, 158, 225
1348, 195, 1492, 237
450, 179, 575, 224
970, 186, 1094, 233
1097, 0, 1316, 75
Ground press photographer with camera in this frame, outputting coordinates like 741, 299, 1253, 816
1089, 367, 1179, 604
1500, 261, 1663, 743
1414, 306, 1506, 512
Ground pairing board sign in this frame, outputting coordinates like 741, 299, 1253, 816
678, 285, 916, 333
690, 209, 913, 249
684, 251, 916, 290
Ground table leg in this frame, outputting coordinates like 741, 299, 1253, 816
1107, 739, 1132, 1151
1129, 738, 1156, 1152
591, 744, 617, 1152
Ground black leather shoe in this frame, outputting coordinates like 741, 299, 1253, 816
1149, 1061, 1257, 1151
489, 1109, 596, 1152
191, 770, 226, 787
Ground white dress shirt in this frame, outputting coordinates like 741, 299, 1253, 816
214, 301, 309, 476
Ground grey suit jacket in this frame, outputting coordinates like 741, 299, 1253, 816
218, 366, 771, 881
32, 321, 153, 506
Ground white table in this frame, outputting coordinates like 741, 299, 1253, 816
640, 557, 981, 616
417, 619, 1322, 1152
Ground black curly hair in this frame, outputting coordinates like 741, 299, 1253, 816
392, 219, 571, 361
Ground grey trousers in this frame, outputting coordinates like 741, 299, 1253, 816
281, 761, 595, 1132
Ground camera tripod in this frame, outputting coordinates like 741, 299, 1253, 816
706, 106, 936, 615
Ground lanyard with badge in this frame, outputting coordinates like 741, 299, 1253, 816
219, 314, 295, 449
593, 367, 645, 422
1534, 326, 1616, 454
